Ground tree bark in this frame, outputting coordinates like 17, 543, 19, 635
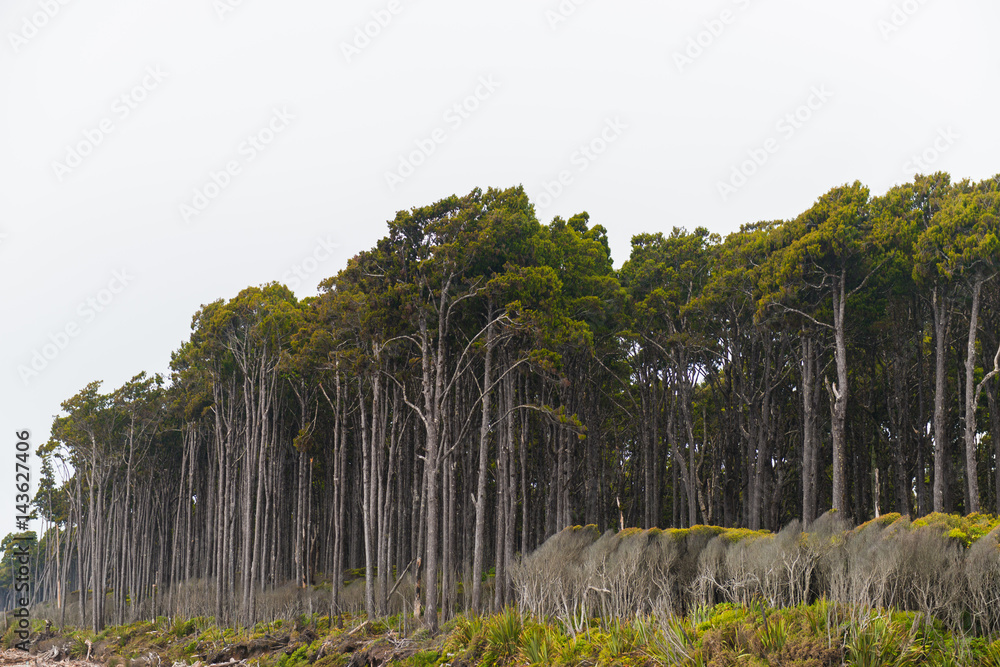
932, 285, 951, 512
828, 270, 850, 517
987, 382, 1000, 515
963, 279, 983, 512
471, 312, 496, 612
801, 335, 819, 525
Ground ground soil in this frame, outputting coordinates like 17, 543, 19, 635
1, 648, 102, 667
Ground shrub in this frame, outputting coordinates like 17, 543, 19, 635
481, 607, 522, 666
312, 655, 347, 667
894, 526, 963, 626
171, 618, 197, 637
512, 512, 1000, 636
519, 625, 560, 666
443, 614, 484, 656
965, 526, 1000, 635
509, 524, 599, 619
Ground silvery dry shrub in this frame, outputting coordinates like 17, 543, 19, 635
675, 526, 726, 596
846, 518, 904, 611
513, 526, 688, 620
893, 524, 963, 627
773, 520, 817, 607
819, 515, 901, 611
965, 525, 1000, 635
647, 530, 681, 616
589, 528, 680, 618
515, 511, 994, 633
510, 525, 598, 617
722, 534, 772, 606
731, 521, 814, 609
582, 529, 646, 618
693, 534, 730, 607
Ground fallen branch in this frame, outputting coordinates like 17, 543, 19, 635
347, 620, 370, 636
207, 660, 244, 667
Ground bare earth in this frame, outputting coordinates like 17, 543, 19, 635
0, 649, 102, 667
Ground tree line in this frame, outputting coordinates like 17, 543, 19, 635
8, 173, 1000, 632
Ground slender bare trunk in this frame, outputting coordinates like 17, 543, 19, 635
801, 335, 819, 525
828, 271, 849, 516
932, 286, 950, 512
471, 313, 495, 612
963, 279, 983, 512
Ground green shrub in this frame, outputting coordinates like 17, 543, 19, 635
403, 650, 440, 666
481, 607, 522, 666
758, 616, 787, 654
443, 614, 483, 655
171, 618, 197, 637
275, 645, 310, 667
312, 655, 347, 667
981, 640, 1000, 667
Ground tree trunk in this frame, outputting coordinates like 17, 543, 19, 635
932, 286, 951, 512
801, 335, 819, 525
828, 271, 849, 517
987, 382, 1000, 515
916, 325, 930, 516
503, 371, 517, 609
359, 374, 377, 620
963, 279, 983, 512
471, 313, 496, 612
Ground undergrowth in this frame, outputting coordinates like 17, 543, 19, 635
7, 600, 1000, 666
7, 512, 1000, 665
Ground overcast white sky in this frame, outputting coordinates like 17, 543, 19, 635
2, 0, 998, 540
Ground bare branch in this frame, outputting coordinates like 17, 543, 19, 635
767, 302, 835, 331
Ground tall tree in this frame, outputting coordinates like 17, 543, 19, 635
766, 182, 875, 516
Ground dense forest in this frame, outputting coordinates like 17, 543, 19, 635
5, 173, 1000, 634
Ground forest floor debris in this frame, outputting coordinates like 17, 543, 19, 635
6, 601, 1000, 666
1, 648, 102, 667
